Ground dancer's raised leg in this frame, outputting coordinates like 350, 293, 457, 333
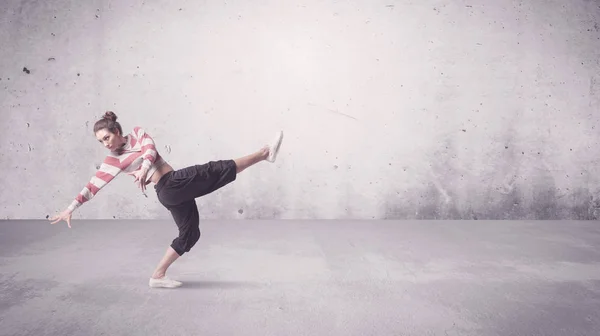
234, 147, 268, 173
235, 130, 283, 173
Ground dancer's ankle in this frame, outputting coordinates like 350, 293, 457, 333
151, 271, 166, 279
260, 146, 269, 160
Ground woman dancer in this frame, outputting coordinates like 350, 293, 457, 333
48, 111, 284, 288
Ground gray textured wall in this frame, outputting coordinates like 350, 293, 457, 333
2, 0, 599, 220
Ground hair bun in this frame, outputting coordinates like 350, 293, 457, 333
103, 111, 117, 122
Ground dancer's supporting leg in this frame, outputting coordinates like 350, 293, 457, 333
151, 247, 181, 281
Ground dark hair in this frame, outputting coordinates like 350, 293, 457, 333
93, 111, 123, 136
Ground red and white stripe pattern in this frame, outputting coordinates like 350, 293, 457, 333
67, 127, 165, 213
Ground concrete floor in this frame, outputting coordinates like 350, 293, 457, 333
1, 220, 599, 336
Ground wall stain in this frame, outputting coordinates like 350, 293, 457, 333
568, 188, 598, 219
590, 76, 598, 107
307, 103, 358, 121
378, 107, 600, 219
381, 173, 600, 219
243, 205, 283, 219
382, 192, 414, 219
531, 168, 558, 219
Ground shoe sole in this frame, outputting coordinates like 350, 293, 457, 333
149, 283, 182, 288
268, 131, 284, 162
149, 281, 182, 288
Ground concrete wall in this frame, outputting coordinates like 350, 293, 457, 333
2, 0, 599, 220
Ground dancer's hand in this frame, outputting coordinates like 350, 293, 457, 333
134, 167, 149, 192
49, 210, 73, 228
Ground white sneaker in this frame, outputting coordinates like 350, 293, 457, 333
149, 276, 182, 288
267, 130, 284, 163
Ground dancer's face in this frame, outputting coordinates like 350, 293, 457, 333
96, 128, 121, 151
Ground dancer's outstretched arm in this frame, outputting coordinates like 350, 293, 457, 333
49, 157, 122, 228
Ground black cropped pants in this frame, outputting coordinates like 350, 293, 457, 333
154, 160, 237, 256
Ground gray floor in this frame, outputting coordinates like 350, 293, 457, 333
1, 219, 599, 336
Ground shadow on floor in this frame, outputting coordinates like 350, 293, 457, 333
178, 280, 264, 290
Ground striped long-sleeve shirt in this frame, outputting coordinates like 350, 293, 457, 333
67, 126, 166, 213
